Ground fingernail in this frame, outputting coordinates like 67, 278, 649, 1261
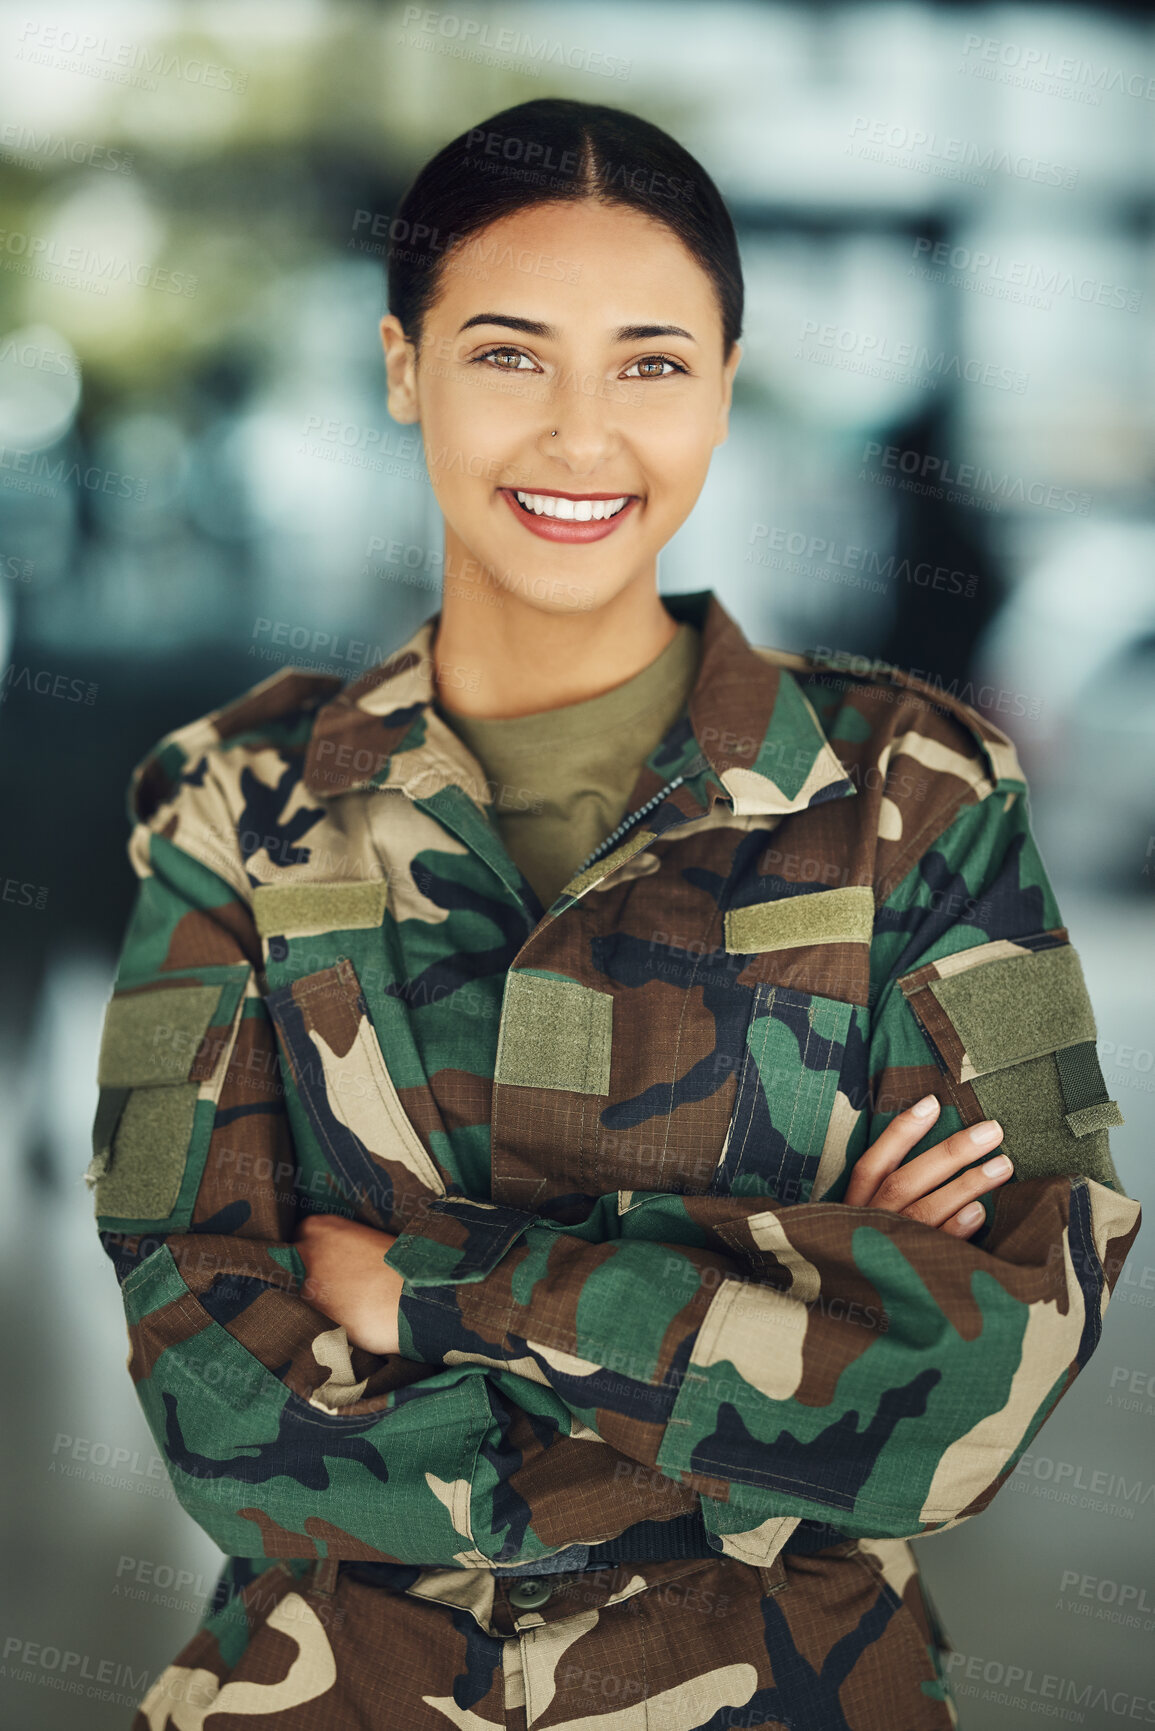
968, 1120, 1002, 1146
982, 1153, 1013, 1177
957, 1202, 985, 1227
910, 1094, 939, 1118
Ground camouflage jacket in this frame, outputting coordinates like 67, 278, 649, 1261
89, 586, 1141, 1575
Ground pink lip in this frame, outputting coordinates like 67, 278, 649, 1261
498, 487, 640, 543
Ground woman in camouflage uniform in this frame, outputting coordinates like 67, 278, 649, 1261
92, 99, 1139, 1729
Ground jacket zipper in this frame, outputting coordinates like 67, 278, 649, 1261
575, 751, 710, 876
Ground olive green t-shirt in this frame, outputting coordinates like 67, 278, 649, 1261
434, 619, 702, 912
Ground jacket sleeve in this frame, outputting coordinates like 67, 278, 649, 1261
382, 783, 1142, 1544
92, 791, 681, 1569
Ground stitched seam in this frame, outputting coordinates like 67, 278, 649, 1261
724, 984, 766, 1188
348, 996, 446, 1196
781, 1000, 817, 1188
268, 964, 396, 1226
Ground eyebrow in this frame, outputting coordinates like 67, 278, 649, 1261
457, 313, 697, 343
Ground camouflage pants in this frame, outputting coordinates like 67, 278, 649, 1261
133, 1539, 959, 1729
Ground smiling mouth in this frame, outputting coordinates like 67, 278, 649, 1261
509, 489, 636, 522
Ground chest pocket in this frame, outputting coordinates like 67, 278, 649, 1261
707, 982, 855, 1204
705, 885, 870, 1204
263, 958, 449, 1232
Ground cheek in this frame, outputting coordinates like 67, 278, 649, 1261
436, 391, 531, 484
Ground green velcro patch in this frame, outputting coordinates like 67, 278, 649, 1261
972, 1054, 1122, 1189
1065, 1100, 1125, 1137
93, 1083, 201, 1219
252, 880, 389, 937
724, 885, 875, 954
97, 983, 225, 1088
495, 972, 613, 1094
928, 945, 1098, 1079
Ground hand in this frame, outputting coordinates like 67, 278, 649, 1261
294, 1213, 404, 1356
843, 1094, 1012, 1237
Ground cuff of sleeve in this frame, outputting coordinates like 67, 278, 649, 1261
384, 1196, 548, 1366
654, 1276, 815, 1494
382, 1195, 540, 1288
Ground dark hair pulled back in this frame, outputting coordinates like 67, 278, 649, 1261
386, 97, 743, 360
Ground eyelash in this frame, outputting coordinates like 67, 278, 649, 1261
471, 345, 688, 379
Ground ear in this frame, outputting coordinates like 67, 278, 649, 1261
713, 340, 742, 448
381, 314, 420, 424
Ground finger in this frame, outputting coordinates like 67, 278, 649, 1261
864, 1119, 1005, 1214
940, 1200, 991, 1238
843, 1094, 942, 1207
897, 1152, 1015, 1231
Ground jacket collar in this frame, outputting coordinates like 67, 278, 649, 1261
302, 588, 856, 818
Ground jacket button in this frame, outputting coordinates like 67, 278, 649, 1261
508, 1578, 553, 1609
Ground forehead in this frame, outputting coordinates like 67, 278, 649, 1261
430, 199, 719, 327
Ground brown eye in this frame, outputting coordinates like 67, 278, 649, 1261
623, 354, 685, 379
474, 346, 538, 371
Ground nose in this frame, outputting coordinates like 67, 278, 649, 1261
538, 380, 623, 474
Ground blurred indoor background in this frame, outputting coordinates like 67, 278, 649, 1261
0, 2, 1152, 1726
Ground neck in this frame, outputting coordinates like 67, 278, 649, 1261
432, 536, 679, 719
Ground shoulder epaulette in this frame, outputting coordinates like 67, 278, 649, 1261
795, 646, 1027, 794
128, 665, 346, 825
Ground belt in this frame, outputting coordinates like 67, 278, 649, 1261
339, 1511, 852, 1590
543, 1508, 848, 1572
487, 1509, 851, 1578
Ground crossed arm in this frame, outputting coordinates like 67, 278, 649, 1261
295, 1096, 1018, 1358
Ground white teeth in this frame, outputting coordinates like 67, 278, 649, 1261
513, 491, 631, 521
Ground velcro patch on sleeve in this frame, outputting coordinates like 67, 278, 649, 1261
926, 945, 1098, 1080
898, 936, 1126, 1190
89, 967, 250, 1231
92, 1084, 201, 1219
97, 982, 226, 1087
